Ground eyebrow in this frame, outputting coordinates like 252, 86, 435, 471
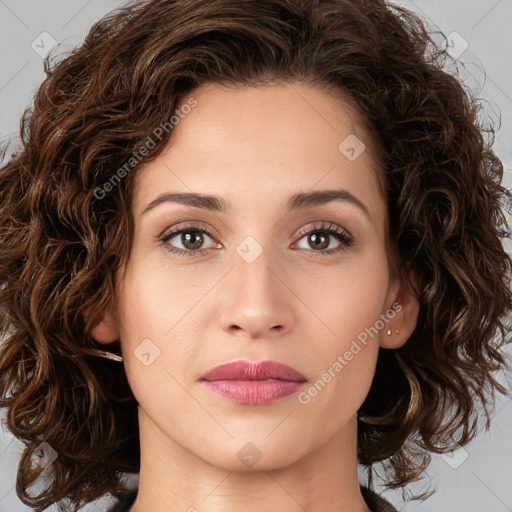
141, 189, 372, 223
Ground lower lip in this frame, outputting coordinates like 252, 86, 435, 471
201, 379, 307, 405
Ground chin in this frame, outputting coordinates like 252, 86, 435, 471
197, 435, 308, 472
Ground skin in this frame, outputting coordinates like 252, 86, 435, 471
87, 82, 420, 512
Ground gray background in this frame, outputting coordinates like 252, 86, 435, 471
0, 1, 511, 511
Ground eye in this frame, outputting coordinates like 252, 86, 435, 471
292, 222, 354, 256
157, 221, 354, 258
157, 223, 220, 257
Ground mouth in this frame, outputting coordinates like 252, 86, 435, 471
199, 360, 307, 406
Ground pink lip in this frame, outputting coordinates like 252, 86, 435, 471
199, 360, 307, 405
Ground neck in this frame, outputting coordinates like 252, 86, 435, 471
130, 408, 372, 512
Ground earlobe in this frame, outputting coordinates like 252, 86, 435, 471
380, 266, 421, 349
82, 305, 119, 345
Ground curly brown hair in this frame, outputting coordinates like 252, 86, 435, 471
0, 0, 511, 510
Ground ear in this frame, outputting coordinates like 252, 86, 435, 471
83, 305, 119, 345
379, 264, 421, 349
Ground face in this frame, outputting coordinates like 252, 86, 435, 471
106, 82, 413, 471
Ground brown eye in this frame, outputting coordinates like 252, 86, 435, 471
307, 231, 330, 251
158, 224, 219, 257
293, 222, 354, 256
180, 230, 204, 250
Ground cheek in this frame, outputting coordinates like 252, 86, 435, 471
116, 252, 203, 346
296, 298, 382, 436
293, 251, 389, 412
297, 250, 390, 349
115, 256, 209, 406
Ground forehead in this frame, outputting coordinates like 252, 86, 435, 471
132, 82, 385, 225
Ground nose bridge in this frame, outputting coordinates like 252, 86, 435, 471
234, 236, 276, 299
218, 235, 294, 337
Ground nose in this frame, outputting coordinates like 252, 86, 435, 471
217, 242, 296, 340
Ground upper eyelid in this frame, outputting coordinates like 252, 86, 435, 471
296, 221, 352, 238
159, 221, 217, 239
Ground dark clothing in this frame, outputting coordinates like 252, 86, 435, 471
360, 486, 399, 512
107, 485, 398, 511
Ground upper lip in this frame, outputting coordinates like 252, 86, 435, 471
200, 360, 307, 382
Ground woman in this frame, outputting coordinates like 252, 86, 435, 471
0, 1, 510, 511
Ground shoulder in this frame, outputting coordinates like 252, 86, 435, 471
360, 485, 398, 512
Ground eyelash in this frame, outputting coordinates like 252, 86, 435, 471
157, 221, 354, 258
